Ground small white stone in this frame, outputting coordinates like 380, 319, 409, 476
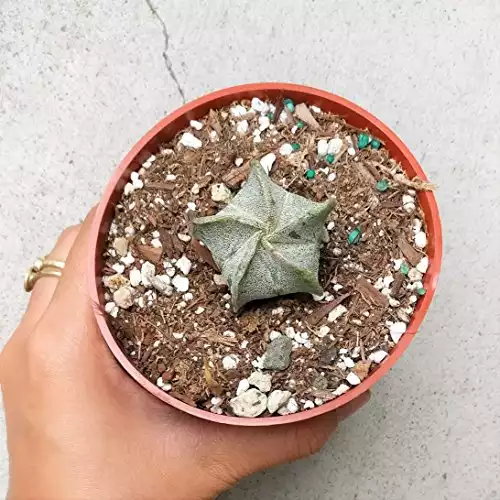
278, 397, 299, 415
234, 157, 244, 167
236, 379, 250, 396
124, 182, 135, 196
334, 383, 350, 396
333, 283, 344, 292
120, 252, 135, 266
259, 152, 276, 174
328, 304, 348, 322
303, 401, 315, 410
409, 294, 418, 304
346, 372, 361, 386
236, 119, 249, 135
230, 388, 267, 417
408, 268, 423, 282
186, 202, 196, 212
151, 238, 162, 249
313, 292, 326, 301
222, 354, 239, 370
177, 233, 191, 243
150, 275, 172, 295
194, 306, 205, 315
241, 340, 249, 349
156, 376, 164, 388
291, 125, 298, 134
113, 286, 134, 309
130, 171, 143, 189
389, 322, 407, 343
416, 256, 429, 274
223, 330, 236, 338
111, 263, 125, 274
347, 147, 356, 156
213, 274, 227, 286
211, 183, 232, 203
279, 143, 294, 156
393, 258, 403, 271
369, 350, 388, 364
124, 226, 135, 237
258, 115, 271, 131
190, 119, 203, 130
327, 221, 335, 231
180, 132, 202, 149
310, 105, 322, 113
172, 274, 189, 292
175, 255, 192, 275
328, 138, 343, 155
333, 247, 342, 257
129, 268, 142, 287
383, 275, 394, 288
269, 330, 282, 341
402, 194, 416, 213
162, 383, 172, 392
172, 332, 184, 340
113, 237, 129, 257
166, 174, 177, 182
209, 130, 218, 141
327, 172, 337, 182
414, 231, 427, 248
104, 301, 119, 318
343, 357, 355, 368
191, 183, 200, 195
317, 139, 329, 156
389, 297, 401, 307
267, 390, 292, 414
251, 97, 269, 114
183, 292, 194, 301
230, 104, 247, 117
316, 325, 331, 338
248, 371, 272, 393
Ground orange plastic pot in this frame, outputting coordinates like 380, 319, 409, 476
89, 83, 442, 427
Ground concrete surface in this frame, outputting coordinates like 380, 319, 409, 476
1, 0, 499, 498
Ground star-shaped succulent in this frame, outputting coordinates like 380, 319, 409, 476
193, 162, 335, 311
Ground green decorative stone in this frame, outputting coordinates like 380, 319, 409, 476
400, 262, 410, 275
291, 143, 301, 152
326, 154, 335, 164
371, 139, 382, 150
284, 98, 295, 112
416, 287, 426, 296
305, 169, 316, 179
296, 120, 305, 129
376, 179, 389, 192
348, 227, 362, 245
193, 162, 335, 311
266, 112, 274, 121
358, 133, 371, 149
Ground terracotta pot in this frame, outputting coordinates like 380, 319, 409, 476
88, 83, 442, 427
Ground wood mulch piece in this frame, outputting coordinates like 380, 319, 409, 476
101, 98, 431, 417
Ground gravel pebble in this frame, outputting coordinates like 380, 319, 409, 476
267, 390, 292, 414
180, 132, 202, 149
113, 286, 134, 309
248, 371, 273, 393
262, 336, 293, 371
172, 275, 189, 292
230, 388, 267, 417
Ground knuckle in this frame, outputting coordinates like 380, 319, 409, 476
290, 424, 326, 459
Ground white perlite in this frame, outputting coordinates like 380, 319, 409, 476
140, 261, 156, 287
258, 115, 271, 131
230, 104, 247, 117
111, 263, 125, 274
317, 139, 328, 156
234, 157, 244, 167
151, 238, 162, 248
150, 275, 172, 295
120, 252, 135, 266
259, 152, 276, 174
172, 275, 189, 292
112, 237, 128, 257
129, 268, 142, 287
248, 372, 272, 393
369, 350, 389, 364
236, 120, 249, 135
389, 322, 407, 343
222, 354, 239, 370
177, 233, 191, 243
328, 138, 343, 155
211, 183, 232, 203
279, 143, 294, 156
251, 97, 269, 114
316, 325, 331, 338
269, 330, 282, 341
236, 379, 250, 396
416, 256, 429, 273
334, 383, 350, 396
414, 231, 427, 248
113, 286, 134, 309
267, 390, 292, 414
328, 304, 348, 322
189, 120, 203, 130
346, 372, 361, 386
104, 301, 119, 318
402, 194, 416, 213
277, 397, 299, 415
175, 255, 192, 275
230, 388, 267, 417
180, 132, 202, 149
213, 274, 227, 286
408, 268, 423, 282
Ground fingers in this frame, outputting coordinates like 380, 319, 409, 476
23, 225, 82, 329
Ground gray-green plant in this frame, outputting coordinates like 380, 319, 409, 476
193, 162, 335, 311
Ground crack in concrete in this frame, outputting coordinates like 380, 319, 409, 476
144, 0, 186, 104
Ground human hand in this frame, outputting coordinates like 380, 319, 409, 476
0, 208, 369, 500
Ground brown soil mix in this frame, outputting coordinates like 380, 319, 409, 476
101, 97, 432, 417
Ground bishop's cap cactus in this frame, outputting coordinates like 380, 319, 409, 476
193, 162, 335, 311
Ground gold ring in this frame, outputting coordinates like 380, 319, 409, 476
24, 257, 65, 292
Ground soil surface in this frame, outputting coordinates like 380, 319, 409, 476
101, 97, 432, 417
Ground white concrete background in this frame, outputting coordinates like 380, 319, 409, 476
1, 0, 499, 498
